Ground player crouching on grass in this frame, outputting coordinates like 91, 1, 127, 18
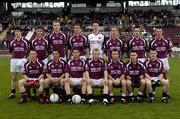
144, 48, 169, 103
64, 47, 87, 104
126, 51, 146, 103
18, 50, 45, 104
86, 48, 109, 106
108, 49, 127, 104
43, 50, 67, 103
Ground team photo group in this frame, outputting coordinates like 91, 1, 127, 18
7, 20, 171, 106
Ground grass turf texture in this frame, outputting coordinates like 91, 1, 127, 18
0, 56, 180, 119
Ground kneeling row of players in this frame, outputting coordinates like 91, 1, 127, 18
17, 48, 169, 105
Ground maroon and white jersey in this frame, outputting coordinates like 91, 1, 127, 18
68, 34, 87, 56
86, 58, 107, 79
47, 59, 67, 78
128, 38, 147, 58
107, 60, 126, 79
144, 59, 164, 77
149, 38, 171, 58
126, 60, 145, 79
48, 31, 66, 57
23, 59, 44, 78
9, 38, 29, 58
105, 38, 124, 59
67, 58, 86, 78
31, 38, 49, 60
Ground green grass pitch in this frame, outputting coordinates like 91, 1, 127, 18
0, 56, 180, 119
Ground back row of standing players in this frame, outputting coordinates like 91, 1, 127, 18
8, 20, 172, 104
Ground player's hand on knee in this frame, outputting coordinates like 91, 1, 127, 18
64, 78, 69, 82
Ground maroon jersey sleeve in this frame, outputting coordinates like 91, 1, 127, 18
139, 63, 145, 76
23, 61, 29, 76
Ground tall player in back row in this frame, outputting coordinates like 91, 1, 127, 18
128, 25, 148, 63
105, 26, 124, 61
31, 26, 49, 65
87, 21, 105, 59
8, 26, 29, 99
48, 20, 66, 60
67, 23, 88, 60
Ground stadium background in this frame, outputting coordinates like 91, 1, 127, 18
0, 0, 180, 119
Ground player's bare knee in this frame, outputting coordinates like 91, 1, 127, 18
126, 80, 131, 86
103, 80, 108, 85
141, 79, 146, 85
146, 80, 151, 87
121, 80, 126, 86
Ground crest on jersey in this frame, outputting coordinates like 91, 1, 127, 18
37, 66, 39, 69
29, 66, 32, 69
73, 39, 75, 42
109, 43, 112, 45
71, 62, 74, 65
129, 66, 132, 70
79, 62, 82, 66
52, 37, 55, 39
155, 43, 157, 46
59, 65, 62, 68
98, 37, 101, 39
111, 66, 113, 69
91, 63, 93, 67
21, 43, 24, 47
163, 42, 165, 46
51, 65, 54, 68
132, 42, 135, 45
35, 42, 37, 45
42, 42, 45, 45
149, 64, 152, 67
13, 43, 16, 46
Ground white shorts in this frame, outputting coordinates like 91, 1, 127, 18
91, 78, 103, 87
151, 77, 160, 82
28, 78, 38, 81
42, 58, 49, 65
10, 58, 27, 73
138, 58, 146, 63
70, 78, 82, 86
159, 58, 169, 70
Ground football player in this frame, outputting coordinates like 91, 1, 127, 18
8, 26, 29, 99
126, 51, 146, 102
48, 20, 66, 60
128, 25, 148, 63
67, 23, 88, 60
105, 26, 124, 61
86, 48, 109, 106
87, 21, 105, 59
144, 48, 169, 103
18, 50, 45, 104
31, 25, 49, 64
43, 50, 67, 103
64, 47, 87, 103
108, 49, 127, 103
